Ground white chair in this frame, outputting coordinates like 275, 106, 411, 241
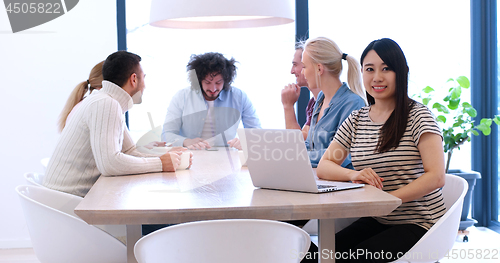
136, 125, 162, 147
16, 185, 126, 263
136, 125, 168, 154
24, 172, 45, 187
40, 157, 50, 172
23, 172, 127, 241
390, 174, 468, 263
134, 219, 311, 263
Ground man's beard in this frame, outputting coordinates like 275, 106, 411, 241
202, 89, 220, 100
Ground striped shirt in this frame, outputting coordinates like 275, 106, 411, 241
334, 102, 446, 230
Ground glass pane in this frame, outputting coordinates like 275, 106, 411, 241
126, 0, 295, 142
497, 0, 500, 223
309, 0, 471, 170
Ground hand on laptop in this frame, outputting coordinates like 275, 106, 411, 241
350, 168, 384, 189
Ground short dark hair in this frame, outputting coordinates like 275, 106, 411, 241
103, 51, 142, 87
360, 38, 415, 153
187, 52, 237, 91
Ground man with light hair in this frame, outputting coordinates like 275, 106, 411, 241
281, 42, 321, 140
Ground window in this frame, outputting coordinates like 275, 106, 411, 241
126, 0, 295, 142
496, 0, 500, 224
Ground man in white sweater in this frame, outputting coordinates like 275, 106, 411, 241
44, 51, 182, 197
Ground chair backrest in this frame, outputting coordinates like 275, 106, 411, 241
24, 172, 45, 188
136, 126, 162, 147
391, 174, 468, 263
134, 219, 311, 263
16, 185, 126, 263
40, 157, 50, 172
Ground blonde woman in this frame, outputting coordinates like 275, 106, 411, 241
58, 61, 104, 132
302, 37, 366, 168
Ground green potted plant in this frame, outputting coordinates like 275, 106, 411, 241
418, 76, 500, 234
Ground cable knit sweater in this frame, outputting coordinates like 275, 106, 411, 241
44, 81, 162, 197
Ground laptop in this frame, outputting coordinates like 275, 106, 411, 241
237, 128, 364, 193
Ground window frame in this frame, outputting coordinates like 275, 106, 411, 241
471, 0, 500, 232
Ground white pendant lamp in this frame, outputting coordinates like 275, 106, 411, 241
149, 0, 294, 29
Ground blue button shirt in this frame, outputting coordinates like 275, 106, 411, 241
162, 86, 261, 146
305, 83, 365, 168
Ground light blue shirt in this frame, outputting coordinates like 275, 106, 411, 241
162, 86, 261, 146
305, 83, 365, 168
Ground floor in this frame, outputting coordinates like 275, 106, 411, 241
1, 227, 499, 262
307, 226, 500, 263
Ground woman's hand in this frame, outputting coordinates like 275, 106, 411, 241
349, 168, 384, 189
160, 152, 181, 172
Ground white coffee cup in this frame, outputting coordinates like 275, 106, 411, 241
177, 151, 191, 170
151, 146, 172, 154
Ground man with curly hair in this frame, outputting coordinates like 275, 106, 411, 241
162, 52, 261, 150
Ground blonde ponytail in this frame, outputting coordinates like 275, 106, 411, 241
304, 37, 367, 104
57, 81, 88, 132
57, 61, 104, 132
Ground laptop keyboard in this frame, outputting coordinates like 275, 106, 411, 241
317, 184, 336, 189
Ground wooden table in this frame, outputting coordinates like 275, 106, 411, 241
75, 148, 401, 263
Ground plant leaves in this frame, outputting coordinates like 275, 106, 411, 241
433, 103, 449, 113
443, 135, 454, 147
453, 117, 464, 127
494, 115, 500, 125
437, 115, 446, 123
476, 119, 492, 135
444, 95, 451, 102
471, 130, 479, 136
451, 86, 462, 100
462, 102, 472, 108
448, 99, 460, 110
480, 118, 493, 126
476, 124, 491, 135
456, 76, 470, 88
464, 107, 477, 118
422, 86, 434, 93
422, 97, 431, 105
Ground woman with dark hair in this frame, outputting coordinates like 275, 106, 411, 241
312, 38, 446, 262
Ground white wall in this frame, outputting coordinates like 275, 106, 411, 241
0, 1, 117, 248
